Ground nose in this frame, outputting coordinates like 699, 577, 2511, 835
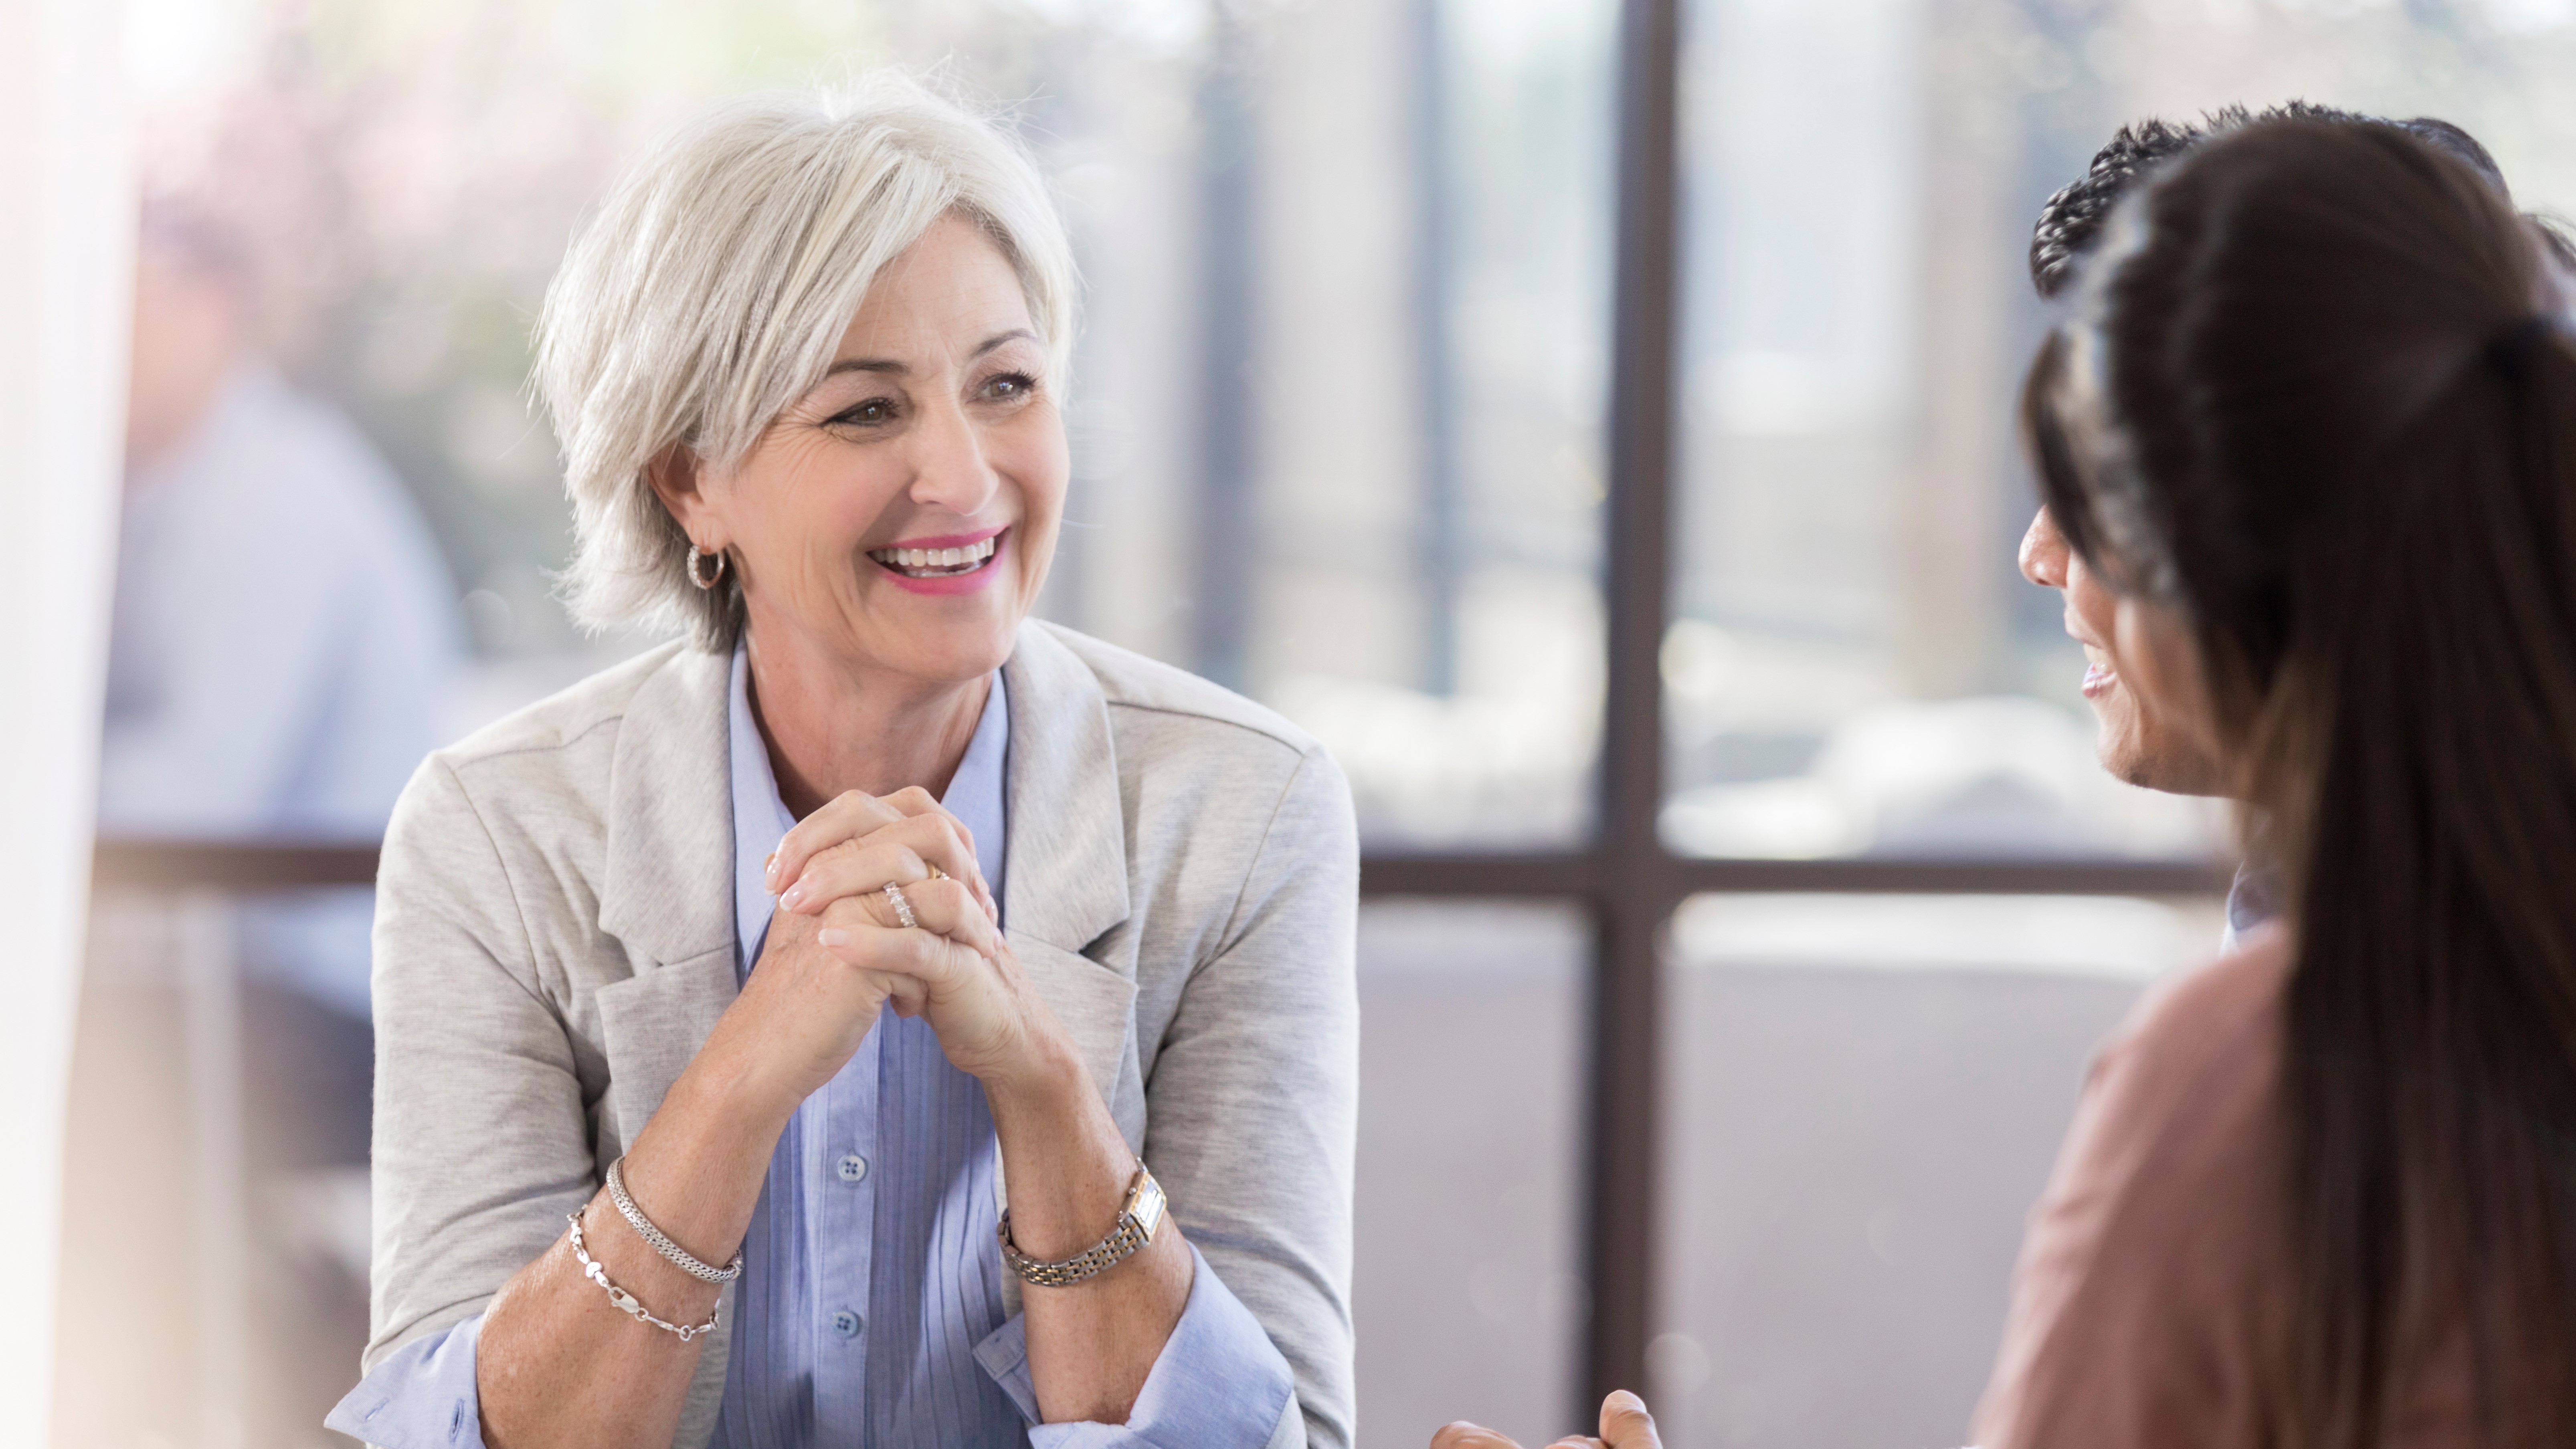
903, 395, 1001, 517
2019, 507, 2069, 590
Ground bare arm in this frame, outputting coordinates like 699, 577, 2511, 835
985, 998, 1194, 1422
473, 910, 824, 1449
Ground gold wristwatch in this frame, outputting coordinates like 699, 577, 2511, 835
996, 1161, 1167, 1287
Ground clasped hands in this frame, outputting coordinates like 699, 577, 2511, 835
729, 790, 1661, 1447
731, 786, 1050, 1105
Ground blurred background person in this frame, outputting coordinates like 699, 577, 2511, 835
112, 194, 461, 1028
81, 189, 462, 1444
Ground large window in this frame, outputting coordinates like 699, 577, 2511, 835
71, 1, 2576, 1447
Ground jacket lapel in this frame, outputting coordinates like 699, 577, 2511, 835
586, 629, 1140, 1142
592, 644, 741, 1148
1001, 622, 1140, 1134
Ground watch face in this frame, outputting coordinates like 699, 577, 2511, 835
1130, 1175, 1168, 1239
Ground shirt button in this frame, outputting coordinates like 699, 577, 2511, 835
836, 1154, 869, 1183
832, 1309, 863, 1340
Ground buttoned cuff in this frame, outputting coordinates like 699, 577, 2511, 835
325, 1313, 487, 1449
972, 1243, 1297, 1448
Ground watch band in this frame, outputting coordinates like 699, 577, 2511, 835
996, 1162, 1165, 1287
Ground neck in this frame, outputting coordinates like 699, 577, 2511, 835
744, 625, 992, 820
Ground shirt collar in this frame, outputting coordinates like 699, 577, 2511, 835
728, 646, 1010, 978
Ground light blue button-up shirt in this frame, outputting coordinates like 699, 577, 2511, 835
329, 648, 1298, 1449
716, 649, 1024, 1443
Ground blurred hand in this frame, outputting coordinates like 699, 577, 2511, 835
1432, 1391, 1662, 1449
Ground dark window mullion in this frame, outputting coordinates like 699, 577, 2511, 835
1588, 0, 1688, 1415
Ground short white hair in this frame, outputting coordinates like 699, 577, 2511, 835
538, 73, 1076, 649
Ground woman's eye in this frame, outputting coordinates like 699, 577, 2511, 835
983, 372, 1037, 402
833, 398, 896, 426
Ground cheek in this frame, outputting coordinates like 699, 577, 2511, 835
2066, 558, 2120, 641
999, 412, 1070, 534
2109, 597, 2211, 752
732, 440, 896, 560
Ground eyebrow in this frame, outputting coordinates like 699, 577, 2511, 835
822, 328, 1039, 379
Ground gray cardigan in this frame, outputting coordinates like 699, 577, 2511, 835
364, 620, 1359, 1449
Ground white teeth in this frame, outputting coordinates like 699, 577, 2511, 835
871, 535, 998, 576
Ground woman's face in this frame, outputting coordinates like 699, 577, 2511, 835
2019, 506, 2226, 795
666, 213, 1067, 687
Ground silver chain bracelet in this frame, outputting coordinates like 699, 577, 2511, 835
567, 1212, 722, 1342
606, 1156, 743, 1283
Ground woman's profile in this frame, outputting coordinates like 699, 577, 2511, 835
1440, 115, 2576, 1449
327, 74, 1358, 1449
1981, 115, 2576, 1447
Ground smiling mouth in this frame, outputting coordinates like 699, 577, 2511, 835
869, 532, 1001, 580
2079, 651, 2120, 700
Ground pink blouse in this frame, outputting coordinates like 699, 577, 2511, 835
1973, 929, 2560, 1447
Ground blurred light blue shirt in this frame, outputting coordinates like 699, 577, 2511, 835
329, 648, 1297, 1448
101, 362, 460, 1015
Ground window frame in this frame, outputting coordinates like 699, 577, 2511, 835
87, 0, 2236, 1418
1356, 0, 2229, 1415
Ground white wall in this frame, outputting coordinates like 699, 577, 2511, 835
0, 0, 132, 1440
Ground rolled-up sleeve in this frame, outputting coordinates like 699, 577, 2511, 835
973, 1243, 1298, 1447
326, 1314, 487, 1449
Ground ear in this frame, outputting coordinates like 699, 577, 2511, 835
644, 443, 716, 545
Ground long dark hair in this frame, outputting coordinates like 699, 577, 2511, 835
2026, 118, 2576, 1445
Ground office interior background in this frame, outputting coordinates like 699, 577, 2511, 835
13, 0, 2576, 1446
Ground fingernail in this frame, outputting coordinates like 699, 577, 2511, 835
763, 852, 779, 889
779, 885, 805, 911
817, 928, 849, 948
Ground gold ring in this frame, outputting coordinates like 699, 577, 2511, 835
926, 864, 948, 881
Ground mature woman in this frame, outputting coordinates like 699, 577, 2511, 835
1443, 117, 2576, 1449
325, 79, 1357, 1449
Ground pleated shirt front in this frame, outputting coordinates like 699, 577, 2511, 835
714, 648, 1025, 1447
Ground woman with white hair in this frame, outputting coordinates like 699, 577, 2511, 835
325, 77, 1357, 1449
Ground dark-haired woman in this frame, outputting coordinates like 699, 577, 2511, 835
1433, 115, 2576, 1449
1977, 117, 2576, 1447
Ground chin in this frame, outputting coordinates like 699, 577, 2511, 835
935, 608, 1027, 665
894, 631, 1013, 684
2088, 707, 2157, 789
2102, 748, 2162, 790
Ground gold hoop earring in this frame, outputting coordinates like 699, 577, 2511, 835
686, 544, 727, 590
